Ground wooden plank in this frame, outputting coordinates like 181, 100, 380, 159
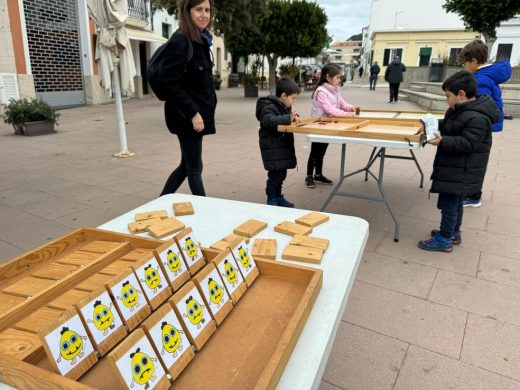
118, 248, 155, 262
76, 273, 115, 292
252, 239, 277, 260
97, 260, 134, 276
134, 210, 169, 221
54, 250, 102, 266
172, 201, 195, 216
274, 221, 313, 236
146, 217, 185, 239
47, 289, 91, 311
233, 219, 268, 238
79, 241, 122, 254
2, 276, 58, 298
0, 328, 44, 364
13, 307, 64, 334
295, 211, 329, 227
127, 218, 163, 234
290, 234, 329, 251
0, 293, 27, 317
30, 263, 80, 280
282, 244, 324, 264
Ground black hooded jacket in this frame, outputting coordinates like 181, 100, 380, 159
256, 96, 296, 171
431, 95, 501, 196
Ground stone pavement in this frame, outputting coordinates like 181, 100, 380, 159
1, 84, 520, 389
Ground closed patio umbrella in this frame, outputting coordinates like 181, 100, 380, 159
87, 0, 136, 157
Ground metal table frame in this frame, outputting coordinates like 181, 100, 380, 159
308, 135, 424, 242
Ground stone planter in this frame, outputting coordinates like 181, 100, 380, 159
244, 85, 259, 98
13, 120, 56, 136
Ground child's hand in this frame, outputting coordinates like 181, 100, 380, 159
290, 111, 299, 122
428, 134, 442, 146
415, 121, 425, 135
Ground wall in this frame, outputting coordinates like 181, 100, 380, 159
491, 18, 520, 65
402, 66, 520, 87
0, 0, 17, 74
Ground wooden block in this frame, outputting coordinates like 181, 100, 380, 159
233, 219, 268, 238
141, 303, 195, 381
252, 239, 277, 260
193, 263, 233, 325
98, 260, 134, 276
134, 210, 169, 221
55, 250, 101, 266
106, 269, 152, 332
209, 239, 229, 251
76, 273, 115, 292
153, 239, 190, 292
229, 240, 260, 287
175, 228, 206, 275
132, 256, 172, 310
75, 287, 127, 357
295, 211, 330, 227
31, 263, 80, 280
107, 328, 169, 390
169, 281, 216, 351
172, 202, 194, 216
146, 217, 185, 239
209, 233, 245, 251
0, 328, 44, 364
274, 221, 313, 236
127, 218, 163, 234
211, 249, 247, 305
38, 309, 98, 380
48, 289, 90, 311
282, 244, 324, 264
290, 234, 330, 251
2, 276, 58, 298
13, 307, 64, 334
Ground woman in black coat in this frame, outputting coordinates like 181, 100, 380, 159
384, 56, 406, 103
159, 0, 216, 196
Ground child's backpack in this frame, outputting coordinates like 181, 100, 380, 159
147, 30, 193, 101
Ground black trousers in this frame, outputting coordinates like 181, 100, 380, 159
266, 169, 287, 200
161, 134, 206, 196
389, 83, 400, 102
369, 76, 378, 90
466, 191, 482, 200
437, 193, 464, 237
306, 142, 329, 176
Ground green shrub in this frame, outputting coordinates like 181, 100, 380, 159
2, 98, 60, 126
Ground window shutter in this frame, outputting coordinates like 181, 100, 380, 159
0, 74, 20, 104
383, 49, 390, 66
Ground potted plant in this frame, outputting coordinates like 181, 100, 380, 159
2, 98, 60, 136
243, 73, 259, 97
213, 72, 222, 90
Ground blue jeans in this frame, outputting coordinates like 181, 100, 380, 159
437, 193, 463, 237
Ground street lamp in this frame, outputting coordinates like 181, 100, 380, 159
394, 11, 404, 29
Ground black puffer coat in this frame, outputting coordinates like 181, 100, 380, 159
431, 95, 501, 196
161, 31, 217, 137
256, 96, 296, 171
384, 60, 406, 83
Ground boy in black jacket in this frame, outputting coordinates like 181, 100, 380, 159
418, 70, 500, 252
256, 78, 300, 207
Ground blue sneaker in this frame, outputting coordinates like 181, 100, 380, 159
418, 232, 453, 253
267, 198, 278, 206
463, 198, 481, 208
431, 229, 462, 245
276, 195, 294, 208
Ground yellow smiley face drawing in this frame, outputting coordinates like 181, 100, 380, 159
160, 321, 184, 357
141, 264, 162, 293
224, 259, 238, 286
165, 249, 182, 275
183, 296, 206, 329
238, 246, 251, 270
208, 278, 224, 307
118, 281, 140, 311
130, 348, 157, 388
57, 327, 86, 365
184, 237, 198, 259
88, 300, 115, 336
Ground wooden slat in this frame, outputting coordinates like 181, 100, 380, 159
282, 244, 324, 264
118, 248, 155, 262
30, 263, 80, 280
127, 218, 163, 234
2, 276, 58, 298
173, 201, 195, 216
97, 260, 134, 276
54, 250, 101, 266
47, 289, 90, 311
134, 210, 169, 221
0, 328, 43, 363
290, 235, 329, 251
274, 221, 313, 236
295, 212, 329, 227
13, 307, 64, 334
252, 239, 277, 260
76, 273, 115, 292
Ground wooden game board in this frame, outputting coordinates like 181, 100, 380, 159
358, 108, 444, 120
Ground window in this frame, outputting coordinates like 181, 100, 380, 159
448, 48, 462, 65
496, 44, 513, 61
162, 23, 171, 39
383, 48, 403, 66
418, 47, 432, 66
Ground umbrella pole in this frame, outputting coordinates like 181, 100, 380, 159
112, 62, 135, 158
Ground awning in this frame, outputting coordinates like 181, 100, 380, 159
126, 27, 167, 43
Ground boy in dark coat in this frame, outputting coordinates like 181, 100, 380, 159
418, 70, 500, 252
256, 78, 300, 207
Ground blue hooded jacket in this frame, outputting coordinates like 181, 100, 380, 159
474, 59, 512, 132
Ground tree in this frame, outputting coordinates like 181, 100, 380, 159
443, 0, 520, 51
256, 0, 328, 94
347, 33, 362, 41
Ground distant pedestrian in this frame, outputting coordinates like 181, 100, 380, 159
358, 66, 364, 78
369, 61, 380, 90
384, 56, 406, 103
350, 66, 355, 82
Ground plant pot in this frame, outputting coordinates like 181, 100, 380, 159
244, 85, 259, 98
14, 120, 56, 136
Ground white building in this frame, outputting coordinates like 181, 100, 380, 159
491, 16, 520, 65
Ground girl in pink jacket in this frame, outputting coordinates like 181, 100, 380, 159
305, 63, 359, 188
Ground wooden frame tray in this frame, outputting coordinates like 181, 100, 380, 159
0, 240, 322, 389
278, 116, 424, 142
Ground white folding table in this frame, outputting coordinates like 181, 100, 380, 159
98, 193, 369, 390
308, 134, 424, 242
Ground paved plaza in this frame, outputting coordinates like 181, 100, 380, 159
1, 84, 520, 389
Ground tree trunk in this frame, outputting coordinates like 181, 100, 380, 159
481, 32, 496, 61
268, 54, 279, 95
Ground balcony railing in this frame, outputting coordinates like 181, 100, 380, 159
128, 0, 149, 21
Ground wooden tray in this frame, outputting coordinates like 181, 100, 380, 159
0, 236, 322, 389
278, 116, 424, 142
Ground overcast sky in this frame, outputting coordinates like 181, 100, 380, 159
317, 0, 372, 41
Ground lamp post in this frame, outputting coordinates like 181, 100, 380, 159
394, 11, 404, 29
